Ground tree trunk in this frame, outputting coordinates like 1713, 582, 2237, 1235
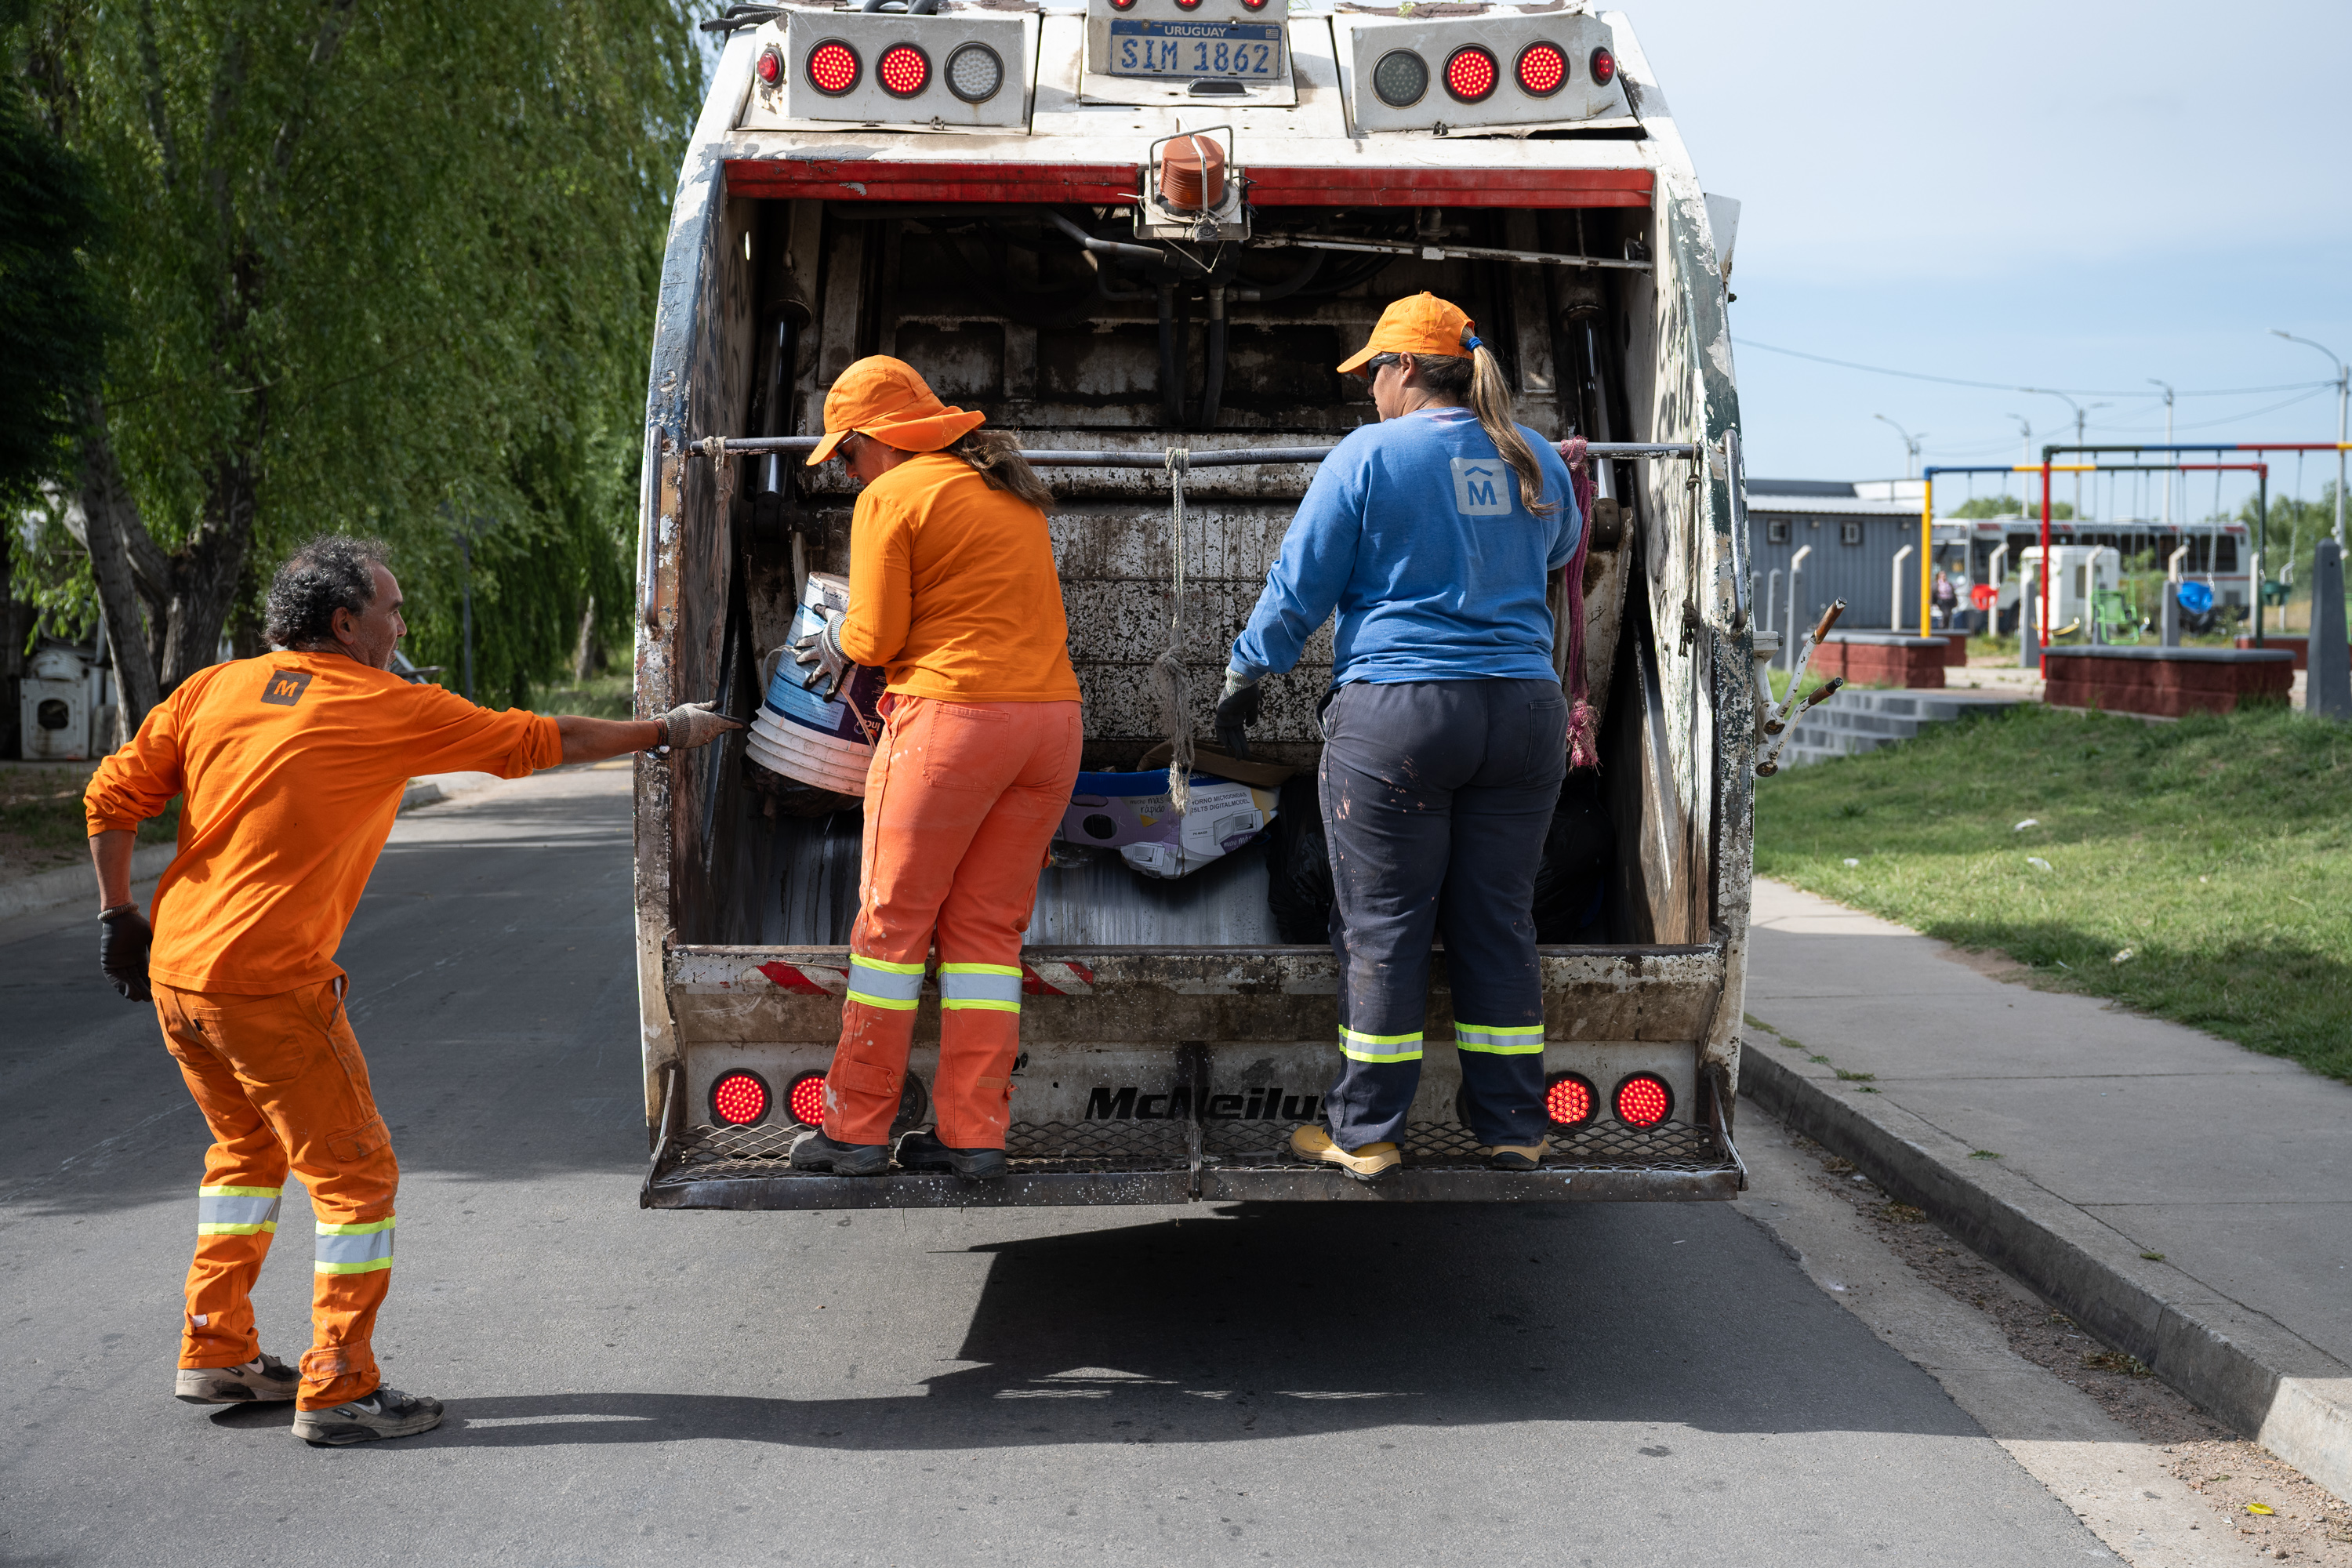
573, 595, 597, 682
158, 452, 260, 690
72, 400, 165, 739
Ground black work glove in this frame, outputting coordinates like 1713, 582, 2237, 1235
1214, 676, 1264, 758
100, 906, 154, 1003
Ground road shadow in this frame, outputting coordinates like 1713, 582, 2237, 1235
393, 1201, 1981, 1452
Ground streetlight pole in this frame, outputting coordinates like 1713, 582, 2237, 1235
2270, 331, 2347, 548
2005, 415, 2034, 507
1873, 413, 1925, 479
2147, 379, 2175, 532
2021, 389, 2105, 521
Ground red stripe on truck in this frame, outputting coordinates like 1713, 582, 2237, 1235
726, 159, 1138, 204
1248, 165, 1652, 208
724, 160, 1652, 209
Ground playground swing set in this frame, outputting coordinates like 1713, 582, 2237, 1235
1915, 441, 2352, 664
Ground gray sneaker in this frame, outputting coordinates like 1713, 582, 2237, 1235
290, 1385, 445, 1446
175, 1352, 299, 1405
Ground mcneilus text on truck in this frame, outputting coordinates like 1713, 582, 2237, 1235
634, 0, 1760, 1209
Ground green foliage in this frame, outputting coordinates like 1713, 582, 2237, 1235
1946, 495, 2075, 520
1755, 703, 2352, 1083
0, 76, 110, 508
15, 0, 704, 702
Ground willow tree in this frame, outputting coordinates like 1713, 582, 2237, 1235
20, 0, 702, 728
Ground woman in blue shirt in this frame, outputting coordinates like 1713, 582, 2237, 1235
1219, 292, 1580, 1182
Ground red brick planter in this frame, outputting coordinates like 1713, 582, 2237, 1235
2042, 646, 2294, 717
2233, 634, 2350, 673
1816, 633, 1948, 689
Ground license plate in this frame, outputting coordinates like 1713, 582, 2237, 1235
1107, 20, 1283, 80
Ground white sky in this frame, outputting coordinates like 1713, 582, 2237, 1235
1629, 0, 2352, 497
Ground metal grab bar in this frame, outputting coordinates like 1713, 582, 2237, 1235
690, 435, 1708, 466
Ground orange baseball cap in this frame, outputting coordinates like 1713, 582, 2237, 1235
805, 355, 988, 466
1336, 292, 1484, 374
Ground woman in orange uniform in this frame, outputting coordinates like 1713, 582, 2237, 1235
788, 357, 1082, 1181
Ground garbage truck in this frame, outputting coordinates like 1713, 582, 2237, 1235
634, 0, 1759, 1207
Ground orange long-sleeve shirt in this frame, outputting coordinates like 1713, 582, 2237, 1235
840, 452, 1082, 703
85, 652, 562, 994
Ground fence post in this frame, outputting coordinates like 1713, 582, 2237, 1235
2311, 540, 2350, 721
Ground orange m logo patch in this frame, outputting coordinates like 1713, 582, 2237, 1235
260, 670, 314, 707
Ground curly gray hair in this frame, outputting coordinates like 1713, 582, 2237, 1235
264, 535, 391, 649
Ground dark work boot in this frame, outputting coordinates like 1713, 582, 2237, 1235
895, 1131, 1008, 1181
789, 1130, 889, 1176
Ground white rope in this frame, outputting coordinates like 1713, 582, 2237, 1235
1152, 445, 1194, 816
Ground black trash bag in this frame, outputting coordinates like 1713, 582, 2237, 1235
1265, 771, 1334, 944
1532, 770, 1613, 942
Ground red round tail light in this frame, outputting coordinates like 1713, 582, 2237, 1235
1442, 45, 1498, 103
786, 1071, 829, 1128
1613, 1073, 1673, 1128
1588, 45, 1617, 85
806, 40, 861, 96
1174, 0, 1203, 9
877, 42, 929, 98
711, 1070, 771, 1127
1109, 0, 1135, 9
757, 45, 783, 86
1515, 41, 1566, 97
1544, 1073, 1598, 1131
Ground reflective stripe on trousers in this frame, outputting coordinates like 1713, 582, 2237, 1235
939, 962, 1022, 1013
846, 954, 925, 1011
197, 1184, 283, 1236
1338, 1025, 1423, 1064
314, 1217, 395, 1275
1454, 1022, 1545, 1054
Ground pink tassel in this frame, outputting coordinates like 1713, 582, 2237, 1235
1558, 437, 1601, 771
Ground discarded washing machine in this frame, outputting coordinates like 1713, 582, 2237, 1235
20, 644, 99, 761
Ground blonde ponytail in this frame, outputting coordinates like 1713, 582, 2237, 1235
1414, 347, 1558, 517
1466, 343, 1557, 517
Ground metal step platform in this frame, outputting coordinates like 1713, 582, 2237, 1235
641, 1101, 1746, 1210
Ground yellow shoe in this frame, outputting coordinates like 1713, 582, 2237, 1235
1476, 1138, 1551, 1171
1289, 1124, 1401, 1184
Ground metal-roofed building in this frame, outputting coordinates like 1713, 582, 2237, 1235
1745, 478, 1930, 633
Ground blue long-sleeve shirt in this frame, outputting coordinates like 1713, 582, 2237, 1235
1229, 406, 1581, 686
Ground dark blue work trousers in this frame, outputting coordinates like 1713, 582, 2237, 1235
1318, 677, 1568, 1149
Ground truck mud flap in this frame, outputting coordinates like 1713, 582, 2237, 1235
641, 1065, 1745, 1209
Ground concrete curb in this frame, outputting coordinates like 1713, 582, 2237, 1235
0, 841, 177, 923
1741, 1043, 2352, 1504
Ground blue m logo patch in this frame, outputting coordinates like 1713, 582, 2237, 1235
1450, 457, 1512, 516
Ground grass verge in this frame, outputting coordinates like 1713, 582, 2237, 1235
1753, 702, 2352, 1083
532, 671, 634, 721
1, 766, 182, 881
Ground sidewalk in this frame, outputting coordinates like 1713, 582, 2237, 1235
1739, 876, 2352, 1504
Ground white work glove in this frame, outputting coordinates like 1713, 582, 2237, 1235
793, 609, 854, 700
656, 700, 746, 751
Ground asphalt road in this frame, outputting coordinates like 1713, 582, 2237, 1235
1, 764, 2123, 1567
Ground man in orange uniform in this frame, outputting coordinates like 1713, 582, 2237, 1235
787, 358, 1083, 1180
85, 535, 740, 1444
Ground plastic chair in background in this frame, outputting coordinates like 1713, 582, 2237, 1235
2092, 589, 2141, 644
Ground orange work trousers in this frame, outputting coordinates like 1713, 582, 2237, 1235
155, 977, 398, 1410
822, 695, 1083, 1149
